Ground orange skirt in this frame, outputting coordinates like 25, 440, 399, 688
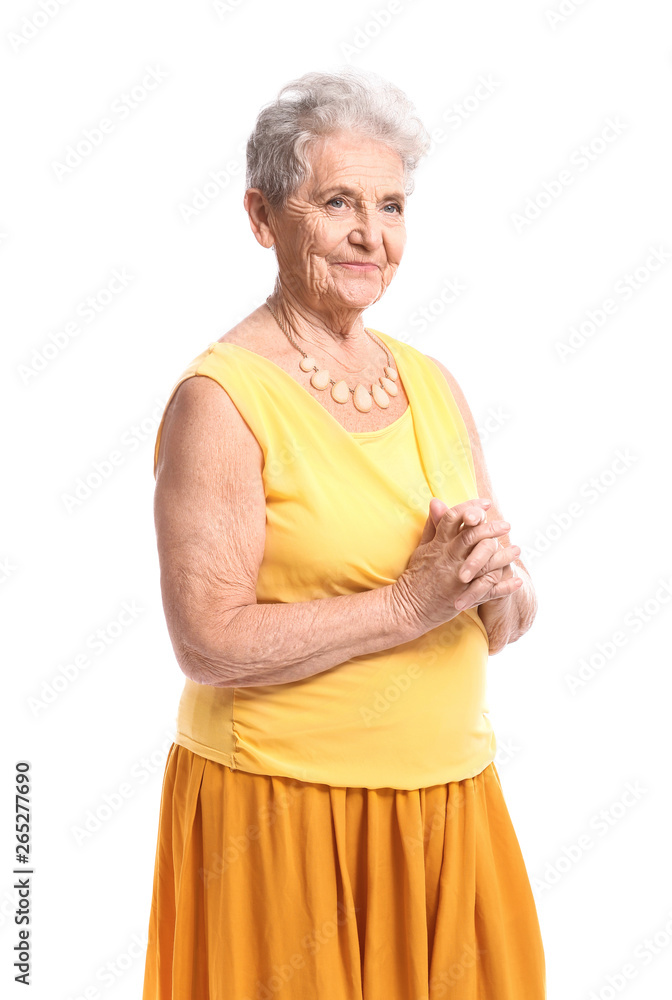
142, 743, 546, 999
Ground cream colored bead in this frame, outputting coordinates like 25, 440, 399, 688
381, 376, 398, 396
353, 383, 373, 412
310, 369, 331, 389
384, 366, 398, 381
371, 383, 390, 408
331, 379, 349, 403
300, 356, 317, 372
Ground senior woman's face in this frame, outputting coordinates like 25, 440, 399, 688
268, 131, 407, 311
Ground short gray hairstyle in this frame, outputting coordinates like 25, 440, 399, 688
245, 68, 431, 209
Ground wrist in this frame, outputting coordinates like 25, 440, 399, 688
388, 577, 456, 640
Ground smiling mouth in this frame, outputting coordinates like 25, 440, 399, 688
333, 261, 380, 269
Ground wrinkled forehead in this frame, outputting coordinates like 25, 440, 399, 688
299, 132, 406, 200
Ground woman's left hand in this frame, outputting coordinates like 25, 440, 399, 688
423, 498, 517, 593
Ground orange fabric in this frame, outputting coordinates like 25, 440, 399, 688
142, 743, 546, 999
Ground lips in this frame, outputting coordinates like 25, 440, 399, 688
334, 261, 379, 268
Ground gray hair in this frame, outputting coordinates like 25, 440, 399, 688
245, 68, 431, 209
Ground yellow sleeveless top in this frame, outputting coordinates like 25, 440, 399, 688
153, 329, 496, 789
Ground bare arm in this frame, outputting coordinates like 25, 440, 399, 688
154, 374, 426, 688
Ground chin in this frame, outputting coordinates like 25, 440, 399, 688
330, 278, 383, 309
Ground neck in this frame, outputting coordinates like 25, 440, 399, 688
266, 285, 371, 363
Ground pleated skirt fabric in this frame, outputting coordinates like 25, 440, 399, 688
142, 743, 546, 1000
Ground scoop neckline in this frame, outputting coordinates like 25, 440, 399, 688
209, 329, 412, 439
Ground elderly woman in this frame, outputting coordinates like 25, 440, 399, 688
142, 69, 546, 999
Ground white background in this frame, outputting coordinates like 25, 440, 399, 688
2, 1, 671, 997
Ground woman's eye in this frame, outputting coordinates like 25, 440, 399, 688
328, 197, 345, 208
383, 203, 402, 214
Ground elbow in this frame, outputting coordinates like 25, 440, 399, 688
177, 642, 244, 687
506, 574, 538, 647
485, 599, 538, 656
487, 625, 529, 657
169, 605, 255, 687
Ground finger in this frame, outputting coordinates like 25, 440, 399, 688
418, 510, 438, 546
458, 506, 487, 530
447, 517, 512, 559
424, 498, 489, 546
429, 497, 449, 527
432, 498, 492, 538
455, 573, 523, 611
458, 543, 521, 584
479, 575, 524, 604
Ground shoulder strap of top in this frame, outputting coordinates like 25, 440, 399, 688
372, 331, 478, 491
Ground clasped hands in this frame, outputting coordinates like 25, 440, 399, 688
420, 496, 523, 614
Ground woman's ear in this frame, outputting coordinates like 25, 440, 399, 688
243, 188, 276, 249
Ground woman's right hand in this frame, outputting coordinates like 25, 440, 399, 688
392, 497, 522, 632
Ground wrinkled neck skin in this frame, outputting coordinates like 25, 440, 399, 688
266, 281, 375, 371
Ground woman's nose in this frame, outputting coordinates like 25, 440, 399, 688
348, 207, 385, 248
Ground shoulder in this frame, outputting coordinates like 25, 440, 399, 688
424, 355, 474, 426
214, 305, 279, 352
154, 355, 262, 482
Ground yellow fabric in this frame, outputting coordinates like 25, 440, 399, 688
141, 744, 547, 999
153, 329, 497, 789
